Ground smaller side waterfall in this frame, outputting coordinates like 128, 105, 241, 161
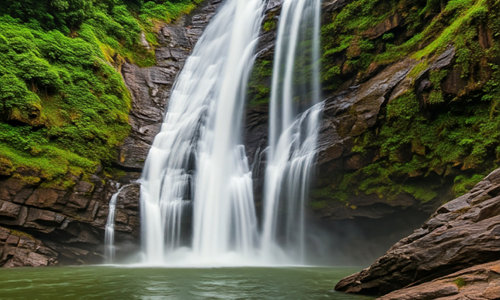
104, 184, 121, 263
261, 0, 322, 263
105, 184, 134, 263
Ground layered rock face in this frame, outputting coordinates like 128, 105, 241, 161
0, 170, 140, 266
379, 261, 500, 300
0, 0, 221, 267
118, 0, 222, 171
335, 168, 500, 297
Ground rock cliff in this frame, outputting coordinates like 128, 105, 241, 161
0, 0, 221, 267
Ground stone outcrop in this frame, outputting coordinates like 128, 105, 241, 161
308, 47, 462, 221
335, 168, 500, 296
379, 261, 500, 300
0, 226, 58, 267
0, 170, 140, 266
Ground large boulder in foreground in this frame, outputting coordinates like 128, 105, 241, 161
379, 260, 500, 300
335, 168, 500, 296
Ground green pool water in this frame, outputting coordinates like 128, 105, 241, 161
0, 266, 374, 300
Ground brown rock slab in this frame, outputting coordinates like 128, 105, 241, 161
336, 169, 500, 296
68, 194, 90, 210
363, 14, 403, 39
26, 188, 59, 208
0, 227, 10, 241
0, 200, 21, 218
378, 261, 500, 300
26, 252, 49, 267
6, 235, 19, 245
18, 236, 37, 251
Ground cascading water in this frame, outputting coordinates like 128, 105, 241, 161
261, 0, 322, 263
104, 184, 125, 263
104, 190, 119, 264
139, 0, 264, 265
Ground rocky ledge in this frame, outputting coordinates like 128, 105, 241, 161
335, 168, 500, 298
379, 261, 500, 300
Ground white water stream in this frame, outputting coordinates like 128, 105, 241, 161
261, 0, 322, 263
104, 183, 124, 263
106, 0, 322, 267
138, 0, 265, 266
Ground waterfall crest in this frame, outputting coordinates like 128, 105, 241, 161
261, 0, 322, 263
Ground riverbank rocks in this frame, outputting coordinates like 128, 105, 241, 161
335, 168, 500, 297
0, 226, 58, 267
0, 167, 141, 266
379, 261, 500, 300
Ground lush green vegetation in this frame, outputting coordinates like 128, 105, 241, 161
0, 0, 201, 186
315, 0, 500, 205
248, 59, 273, 107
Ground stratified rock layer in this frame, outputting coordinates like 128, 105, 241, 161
335, 168, 500, 296
379, 261, 500, 300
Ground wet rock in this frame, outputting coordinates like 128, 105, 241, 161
117, 0, 221, 171
18, 236, 36, 251
75, 181, 94, 194
316, 58, 417, 178
0, 226, 58, 267
0, 200, 21, 219
0, 227, 10, 240
335, 168, 500, 296
25, 188, 59, 208
6, 235, 19, 245
67, 194, 91, 210
323, 0, 351, 15
26, 252, 50, 267
442, 67, 468, 95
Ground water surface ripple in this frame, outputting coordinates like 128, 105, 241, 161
0, 267, 375, 300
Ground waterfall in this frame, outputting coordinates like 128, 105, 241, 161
104, 183, 122, 264
139, 0, 264, 265
261, 0, 322, 263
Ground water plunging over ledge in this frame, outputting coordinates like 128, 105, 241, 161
138, 0, 266, 266
262, 0, 322, 263
125, 0, 323, 267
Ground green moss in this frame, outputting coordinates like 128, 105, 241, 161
310, 201, 329, 210
263, 20, 276, 32
248, 59, 273, 107
453, 174, 485, 196
382, 33, 394, 40
0, 1, 202, 185
454, 277, 467, 288
312, 0, 500, 204
9, 230, 35, 239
